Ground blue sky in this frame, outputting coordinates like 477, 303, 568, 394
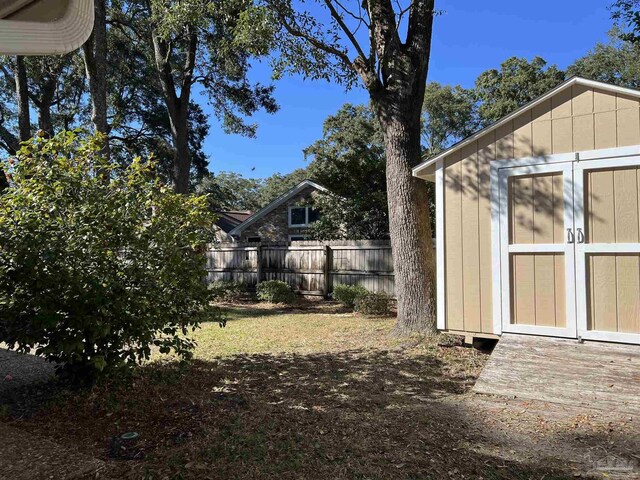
202, 0, 613, 179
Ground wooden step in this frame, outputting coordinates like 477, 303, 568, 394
474, 333, 640, 415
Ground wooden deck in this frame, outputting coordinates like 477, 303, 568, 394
474, 334, 640, 415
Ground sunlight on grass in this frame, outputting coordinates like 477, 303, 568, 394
193, 306, 399, 360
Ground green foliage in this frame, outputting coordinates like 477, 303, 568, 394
209, 280, 249, 302
305, 104, 388, 240
256, 280, 296, 304
475, 57, 565, 125
611, 0, 640, 44
568, 28, 640, 88
354, 291, 391, 317
0, 132, 217, 382
257, 168, 310, 207
331, 284, 368, 308
195, 172, 262, 211
422, 82, 479, 156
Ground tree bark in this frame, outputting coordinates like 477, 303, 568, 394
14, 56, 30, 142
82, 0, 110, 160
36, 77, 56, 137
150, 28, 196, 194
376, 104, 436, 334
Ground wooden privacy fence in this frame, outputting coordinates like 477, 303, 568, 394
205, 240, 395, 297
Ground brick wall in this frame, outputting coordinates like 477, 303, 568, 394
239, 186, 323, 242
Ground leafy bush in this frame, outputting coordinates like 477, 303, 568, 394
331, 283, 368, 308
0, 132, 218, 382
355, 291, 391, 316
209, 280, 248, 302
256, 280, 296, 304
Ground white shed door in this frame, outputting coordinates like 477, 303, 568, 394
498, 162, 577, 338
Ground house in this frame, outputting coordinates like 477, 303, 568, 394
228, 180, 328, 242
214, 210, 253, 242
414, 76, 640, 346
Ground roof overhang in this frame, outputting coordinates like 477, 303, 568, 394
229, 180, 329, 237
0, 0, 94, 55
413, 77, 640, 180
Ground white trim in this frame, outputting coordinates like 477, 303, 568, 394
502, 324, 578, 337
580, 243, 640, 253
495, 162, 577, 339
413, 77, 640, 177
288, 205, 315, 228
435, 159, 445, 330
0, 0, 94, 55
576, 330, 640, 344
229, 180, 328, 237
574, 157, 640, 345
490, 162, 503, 335
508, 243, 566, 253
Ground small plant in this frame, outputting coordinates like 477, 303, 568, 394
354, 291, 391, 316
331, 283, 368, 308
256, 280, 296, 304
209, 280, 248, 303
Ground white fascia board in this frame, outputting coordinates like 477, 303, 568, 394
412, 77, 640, 178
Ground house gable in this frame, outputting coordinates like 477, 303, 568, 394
228, 180, 329, 242
429, 77, 640, 337
414, 77, 640, 178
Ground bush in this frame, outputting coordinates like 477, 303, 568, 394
331, 283, 368, 308
256, 280, 296, 304
208, 280, 248, 302
0, 132, 218, 382
354, 291, 391, 316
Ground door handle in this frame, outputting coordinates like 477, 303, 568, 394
577, 228, 585, 244
567, 228, 575, 244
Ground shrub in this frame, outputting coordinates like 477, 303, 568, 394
209, 280, 248, 302
331, 283, 368, 308
256, 280, 296, 304
354, 291, 391, 316
0, 132, 218, 383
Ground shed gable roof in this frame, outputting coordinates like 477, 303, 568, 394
228, 180, 329, 236
413, 77, 640, 178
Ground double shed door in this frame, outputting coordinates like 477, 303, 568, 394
498, 157, 640, 344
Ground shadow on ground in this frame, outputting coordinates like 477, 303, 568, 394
3, 345, 623, 479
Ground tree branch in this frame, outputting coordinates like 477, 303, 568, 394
275, 10, 354, 70
324, 0, 368, 62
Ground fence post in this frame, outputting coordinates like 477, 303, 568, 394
323, 244, 331, 298
256, 244, 262, 286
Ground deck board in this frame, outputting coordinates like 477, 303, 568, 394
474, 334, 640, 414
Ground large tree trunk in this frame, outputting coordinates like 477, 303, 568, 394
82, 0, 110, 160
376, 103, 436, 335
37, 77, 56, 137
14, 56, 30, 142
171, 113, 191, 194
150, 28, 196, 194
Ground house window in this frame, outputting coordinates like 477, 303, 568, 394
247, 236, 261, 243
289, 235, 307, 241
288, 206, 320, 227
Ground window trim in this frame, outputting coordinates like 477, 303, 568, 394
288, 205, 315, 228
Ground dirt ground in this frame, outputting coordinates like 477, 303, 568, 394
1, 302, 638, 479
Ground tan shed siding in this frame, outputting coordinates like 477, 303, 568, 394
508, 173, 564, 245
510, 254, 566, 328
442, 85, 640, 334
586, 166, 640, 243
587, 254, 640, 334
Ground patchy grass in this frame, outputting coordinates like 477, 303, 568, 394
194, 304, 404, 359
3, 302, 628, 480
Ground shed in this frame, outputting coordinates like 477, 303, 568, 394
414, 76, 640, 345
